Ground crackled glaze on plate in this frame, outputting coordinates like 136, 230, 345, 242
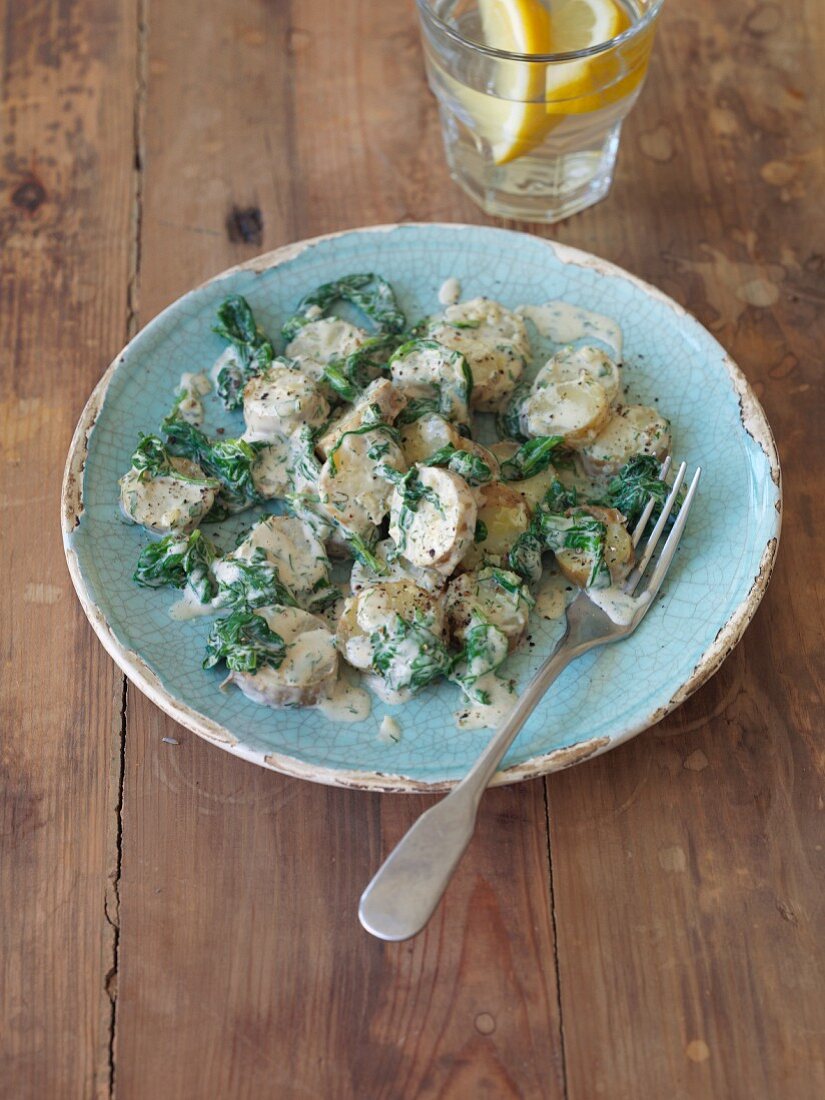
62, 224, 781, 791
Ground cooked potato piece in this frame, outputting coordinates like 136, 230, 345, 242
318, 426, 407, 533
580, 405, 671, 477
285, 317, 368, 368
555, 506, 634, 587
487, 441, 557, 512
242, 365, 329, 439
427, 297, 530, 412
533, 344, 621, 405
316, 378, 406, 459
399, 414, 461, 465
457, 438, 501, 479
389, 466, 477, 577
389, 339, 472, 424
446, 567, 534, 652
226, 606, 338, 706
250, 435, 291, 500
460, 481, 531, 571
337, 580, 445, 671
119, 456, 216, 535
520, 375, 611, 448
216, 515, 331, 601
350, 538, 445, 594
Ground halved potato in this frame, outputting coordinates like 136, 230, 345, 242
533, 344, 621, 405
555, 506, 634, 587
316, 378, 406, 459
227, 606, 338, 707
460, 481, 531, 571
337, 580, 444, 671
580, 405, 671, 477
389, 466, 477, 577
487, 441, 557, 512
520, 375, 611, 448
446, 567, 533, 652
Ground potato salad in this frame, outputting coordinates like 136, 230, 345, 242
119, 274, 674, 728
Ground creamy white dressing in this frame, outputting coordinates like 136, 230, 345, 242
438, 276, 461, 306
534, 572, 570, 621
455, 674, 516, 730
377, 715, 402, 743
176, 371, 211, 426
586, 587, 650, 625
518, 302, 623, 361
317, 674, 372, 723
169, 587, 217, 621
119, 465, 214, 535
209, 347, 236, 387
247, 434, 291, 499
364, 674, 412, 706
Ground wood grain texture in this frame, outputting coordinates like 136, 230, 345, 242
2, 0, 823, 1095
544, 0, 825, 1096
0, 1, 138, 1096
114, 1, 563, 1097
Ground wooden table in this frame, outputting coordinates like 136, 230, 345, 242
2, 0, 823, 1095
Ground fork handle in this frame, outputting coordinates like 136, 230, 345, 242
358, 642, 576, 942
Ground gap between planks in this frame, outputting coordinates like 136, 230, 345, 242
544, 777, 570, 1100
107, 0, 148, 1093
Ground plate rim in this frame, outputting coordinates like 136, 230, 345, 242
61, 222, 782, 793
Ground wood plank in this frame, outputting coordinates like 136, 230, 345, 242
546, 0, 825, 1095
114, 0, 562, 1096
0, 1, 137, 1095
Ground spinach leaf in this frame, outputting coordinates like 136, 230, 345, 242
451, 615, 509, 702
129, 434, 218, 487
507, 530, 544, 585
163, 415, 264, 510
500, 436, 564, 482
133, 529, 218, 602
282, 274, 406, 342
212, 295, 275, 409
217, 548, 298, 611
321, 332, 401, 402
541, 478, 578, 513
496, 381, 531, 442
371, 612, 455, 692
475, 519, 488, 543
389, 467, 443, 554
597, 454, 673, 528
343, 530, 387, 575
395, 396, 444, 426
203, 611, 286, 673
426, 443, 493, 486
536, 511, 610, 587
326, 409, 400, 476
304, 577, 343, 613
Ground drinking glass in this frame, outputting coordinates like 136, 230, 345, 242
416, 0, 665, 222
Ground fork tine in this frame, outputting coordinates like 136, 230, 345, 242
636, 467, 702, 605
630, 455, 672, 547
623, 460, 687, 595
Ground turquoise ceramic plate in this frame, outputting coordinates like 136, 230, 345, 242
62, 224, 781, 791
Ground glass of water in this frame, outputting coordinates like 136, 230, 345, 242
416, 0, 665, 222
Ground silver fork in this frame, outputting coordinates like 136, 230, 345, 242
359, 460, 701, 941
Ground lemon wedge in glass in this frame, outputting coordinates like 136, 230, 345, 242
470, 0, 555, 165
449, 0, 635, 166
544, 0, 632, 114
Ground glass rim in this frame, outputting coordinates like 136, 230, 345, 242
416, 0, 666, 64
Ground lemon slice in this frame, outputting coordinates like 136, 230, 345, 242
545, 0, 626, 108
473, 0, 555, 165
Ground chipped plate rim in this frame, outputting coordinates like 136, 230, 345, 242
61, 223, 782, 793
